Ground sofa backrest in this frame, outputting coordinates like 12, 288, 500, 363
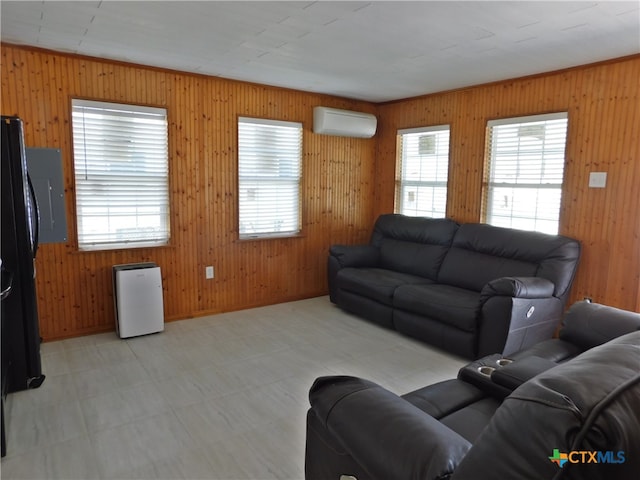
370, 214, 459, 281
560, 300, 640, 350
438, 223, 581, 301
451, 331, 640, 480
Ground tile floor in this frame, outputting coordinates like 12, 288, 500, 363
1, 296, 465, 479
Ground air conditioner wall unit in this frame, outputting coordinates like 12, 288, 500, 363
313, 106, 377, 138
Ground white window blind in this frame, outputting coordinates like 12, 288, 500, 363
395, 125, 450, 218
484, 112, 568, 234
238, 117, 302, 239
71, 99, 169, 250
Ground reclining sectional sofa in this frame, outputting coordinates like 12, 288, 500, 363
329, 214, 581, 359
305, 300, 640, 480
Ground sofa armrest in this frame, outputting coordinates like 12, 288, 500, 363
477, 295, 563, 358
477, 278, 558, 357
480, 276, 555, 301
328, 245, 380, 303
309, 376, 471, 480
490, 355, 559, 391
329, 244, 379, 268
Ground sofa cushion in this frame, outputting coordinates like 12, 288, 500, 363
379, 238, 450, 280
370, 214, 459, 280
394, 284, 480, 332
370, 214, 459, 247
439, 249, 537, 293
402, 379, 487, 419
439, 397, 501, 443
439, 223, 580, 298
336, 267, 432, 306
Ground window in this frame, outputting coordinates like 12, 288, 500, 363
71, 99, 169, 250
483, 113, 568, 234
238, 117, 302, 239
395, 125, 450, 217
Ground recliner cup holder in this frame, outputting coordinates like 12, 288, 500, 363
478, 366, 496, 376
496, 358, 513, 367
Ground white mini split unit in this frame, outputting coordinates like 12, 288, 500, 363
313, 106, 377, 138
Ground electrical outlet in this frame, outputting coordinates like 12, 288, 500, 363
205, 266, 214, 279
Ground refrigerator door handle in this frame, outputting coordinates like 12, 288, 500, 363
0, 270, 13, 300
27, 173, 40, 258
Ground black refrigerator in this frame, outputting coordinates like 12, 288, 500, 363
1, 116, 46, 398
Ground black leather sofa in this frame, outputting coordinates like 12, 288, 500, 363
329, 214, 581, 359
305, 301, 640, 480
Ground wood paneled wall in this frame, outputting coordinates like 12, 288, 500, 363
1, 45, 378, 340
375, 55, 640, 311
2, 44, 638, 340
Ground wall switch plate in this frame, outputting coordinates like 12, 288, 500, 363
205, 266, 214, 279
588, 172, 607, 188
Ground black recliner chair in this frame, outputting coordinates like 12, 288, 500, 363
305, 301, 640, 480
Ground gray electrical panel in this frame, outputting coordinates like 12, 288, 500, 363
26, 147, 68, 244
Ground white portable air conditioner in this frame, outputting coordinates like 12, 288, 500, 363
113, 262, 164, 338
313, 106, 377, 138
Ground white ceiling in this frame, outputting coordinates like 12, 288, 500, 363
1, 1, 639, 102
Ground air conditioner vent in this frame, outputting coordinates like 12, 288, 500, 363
313, 106, 377, 138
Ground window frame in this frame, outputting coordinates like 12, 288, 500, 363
71, 99, 170, 251
394, 124, 451, 218
482, 112, 569, 234
237, 116, 303, 240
